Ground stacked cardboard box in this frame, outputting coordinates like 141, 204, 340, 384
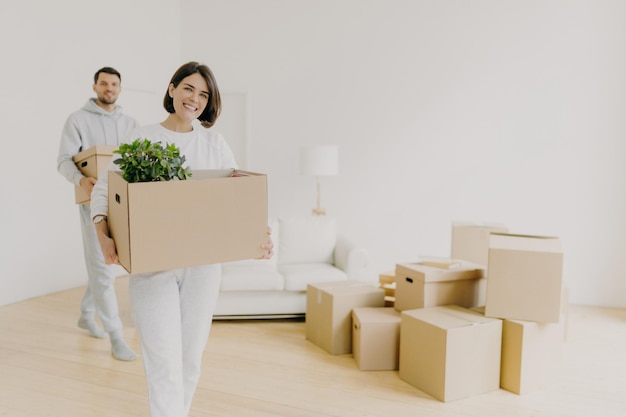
394, 259, 485, 311
499, 315, 563, 394
378, 270, 396, 307
458, 229, 566, 395
450, 222, 509, 305
485, 233, 563, 323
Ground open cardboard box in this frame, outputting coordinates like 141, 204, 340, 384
108, 169, 268, 274
485, 233, 563, 323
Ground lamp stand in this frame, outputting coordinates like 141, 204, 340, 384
312, 176, 326, 216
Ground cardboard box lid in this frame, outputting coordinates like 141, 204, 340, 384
403, 305, 500, 330
72, 145, 117, 163
353, 307, 401, 324
452, 221, 508, 230
489, 233, 561, 253
313, 281, 384, 297
396, 260, 485, 283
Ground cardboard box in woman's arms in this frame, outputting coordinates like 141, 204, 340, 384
108, 169, 268, 274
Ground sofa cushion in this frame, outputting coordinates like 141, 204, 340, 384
279, 263, 347, 291
221, 264, 284, 292
278, 216, 337, 265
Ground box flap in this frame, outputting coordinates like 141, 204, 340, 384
72, 145, 117, 163
490, 233, 561, 253
396, 261, 484, 283
404, 305, 500, 330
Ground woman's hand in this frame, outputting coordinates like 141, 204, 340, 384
94, 218, 120, 265
257, 225, 274, 259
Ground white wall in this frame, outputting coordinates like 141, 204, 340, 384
2, 1, 625, 309
0, 0, 182, 306
181, 0, 626, 307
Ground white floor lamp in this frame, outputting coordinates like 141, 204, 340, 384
299, 145, 338, 216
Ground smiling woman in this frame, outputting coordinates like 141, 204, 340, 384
88, 61, 274, 417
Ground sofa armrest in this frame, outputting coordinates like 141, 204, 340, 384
334, 235, 370, 280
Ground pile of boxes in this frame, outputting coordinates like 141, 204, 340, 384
305, 222, 567, 402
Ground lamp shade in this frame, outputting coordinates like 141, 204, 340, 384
299, 145, 339, 176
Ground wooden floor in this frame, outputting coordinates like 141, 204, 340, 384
1, 276, 625, 417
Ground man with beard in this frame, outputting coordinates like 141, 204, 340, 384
57, 67, 138, 361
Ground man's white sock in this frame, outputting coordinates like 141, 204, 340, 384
77, 317, 106, 339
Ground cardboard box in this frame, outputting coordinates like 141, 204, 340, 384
500, 317, 563, 394
450, 222, 508, 306
472, 306, 563, 395
394, 259, 485, 312
450, 221, 508, 267
379, 270, 396, 307
399, 305, 502, 402
378, 270, 395, 286
485, 233, 563, 323
108, 169, 267, 274
352, 307, 401, 371
72, 145, 117, 204
306, 280, 385, 355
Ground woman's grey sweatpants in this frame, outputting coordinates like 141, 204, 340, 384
129, 264, 221, 417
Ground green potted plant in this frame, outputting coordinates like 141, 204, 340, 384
113, 138, 192, 183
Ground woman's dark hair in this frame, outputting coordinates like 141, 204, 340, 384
94, 67, 121, 84
163, 61, 221, 128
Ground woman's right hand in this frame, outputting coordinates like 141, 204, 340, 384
94, 218, 119, 265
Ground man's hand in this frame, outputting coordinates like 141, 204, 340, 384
79, 177, 97, 198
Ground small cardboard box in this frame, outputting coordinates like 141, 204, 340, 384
306, 280, 385, 355
108, 169, 267, 274
394, 259, 485, 312
352, 307, 401, 371
399, 305, 502, 402
485, 233, 563, 323
72, 145, 117, 204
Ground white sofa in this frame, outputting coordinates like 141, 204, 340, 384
213, 216, 370, 319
